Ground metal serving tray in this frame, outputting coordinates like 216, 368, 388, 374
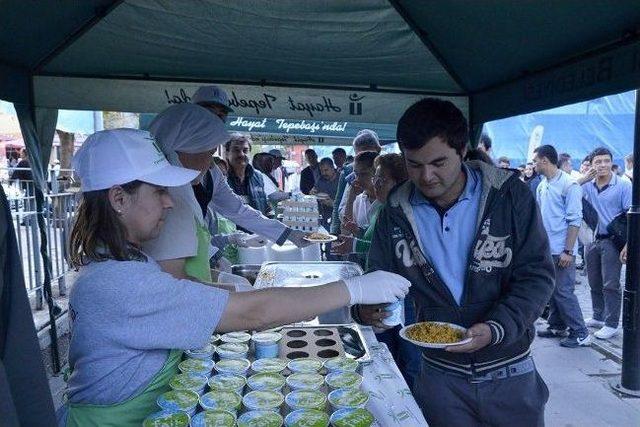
253, 261, 363, 289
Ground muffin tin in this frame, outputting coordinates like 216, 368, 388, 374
279, 325, 371, 364
280, 326, 344, 361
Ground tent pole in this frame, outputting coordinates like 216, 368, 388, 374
612, 89, 640, 396
35, 188, 62, 373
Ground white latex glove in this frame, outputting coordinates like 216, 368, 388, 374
243, 234, 267, 248
287, 229, 312, 248
227, 232, 250, 247
342, 271, 411, 305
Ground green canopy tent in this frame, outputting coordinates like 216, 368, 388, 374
1, 0, 640, 394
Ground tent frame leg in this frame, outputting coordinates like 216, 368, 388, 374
614, 89, 640, 397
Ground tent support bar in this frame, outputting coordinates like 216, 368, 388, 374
34, 72, 467, 97
614, 89, 640, 396
33, 0, 124, 73
36, 189, 62, 373
387, 0, 469, 93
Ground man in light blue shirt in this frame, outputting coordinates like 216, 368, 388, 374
410, 163, 482, 304
581, 147, 632, 339
533, 145, 590, 347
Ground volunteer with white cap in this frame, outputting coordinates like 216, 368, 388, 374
146, 103, 309, 283
62, 128, 411, 426
191, 85, 311, 254
144, 103, 229, 283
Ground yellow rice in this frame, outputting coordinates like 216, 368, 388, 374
407, 322, 464, 344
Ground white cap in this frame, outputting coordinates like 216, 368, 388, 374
192, 85, 234, 112
73, 129, 199, 192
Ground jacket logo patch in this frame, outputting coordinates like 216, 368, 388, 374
471, 219, 512, 273
395, 239, 414, 268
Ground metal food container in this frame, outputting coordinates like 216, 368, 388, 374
230, 264, 262, 285
254, 262, 363, 324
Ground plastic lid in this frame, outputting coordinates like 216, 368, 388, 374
156, 389, 199, 411
199, 390, 242, 411
190, 410, 236, 427
285, 390, 326, 410
285, 409, 330, 427
287, 358, 323, 373
247, 372, 285, 391
325, 371, 363, 390
251, 358, 287, 373
330, 408, 375, 427
242, 390, 284, 410
237, 410, 283, 427
328, 388, 370, 409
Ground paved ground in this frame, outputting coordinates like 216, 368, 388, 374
573, 263, 625, 361
533, 261, 640, 426
533, 332, 640, 426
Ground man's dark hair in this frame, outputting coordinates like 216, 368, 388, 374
319, 157, 335, 168
591, 147, 613, 160
305, 148, 317, 157
225, 132, 252, 151
396, 98, 468, 155
354, 151, 378, 170
582, 154, 592, 164
479, 133, 492, 150
332, 148, 346, 157
498, 156, 510, 165
534, 144, 558, 165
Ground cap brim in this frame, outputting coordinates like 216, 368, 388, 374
202, 101, 233, 113
138, 164, 199, 187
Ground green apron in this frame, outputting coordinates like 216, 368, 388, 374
184, 218, 213, 283
217, 215, 239, 265
66, 349, 182, 427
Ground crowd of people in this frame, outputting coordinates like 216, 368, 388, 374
479, 135, 633, 343
46, 82, 635, 427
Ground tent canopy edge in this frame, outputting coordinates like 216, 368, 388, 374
472, 38, 640, 126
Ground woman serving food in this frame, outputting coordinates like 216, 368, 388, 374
60, 129, 410, 426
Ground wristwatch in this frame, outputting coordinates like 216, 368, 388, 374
562, 249, 573, 256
